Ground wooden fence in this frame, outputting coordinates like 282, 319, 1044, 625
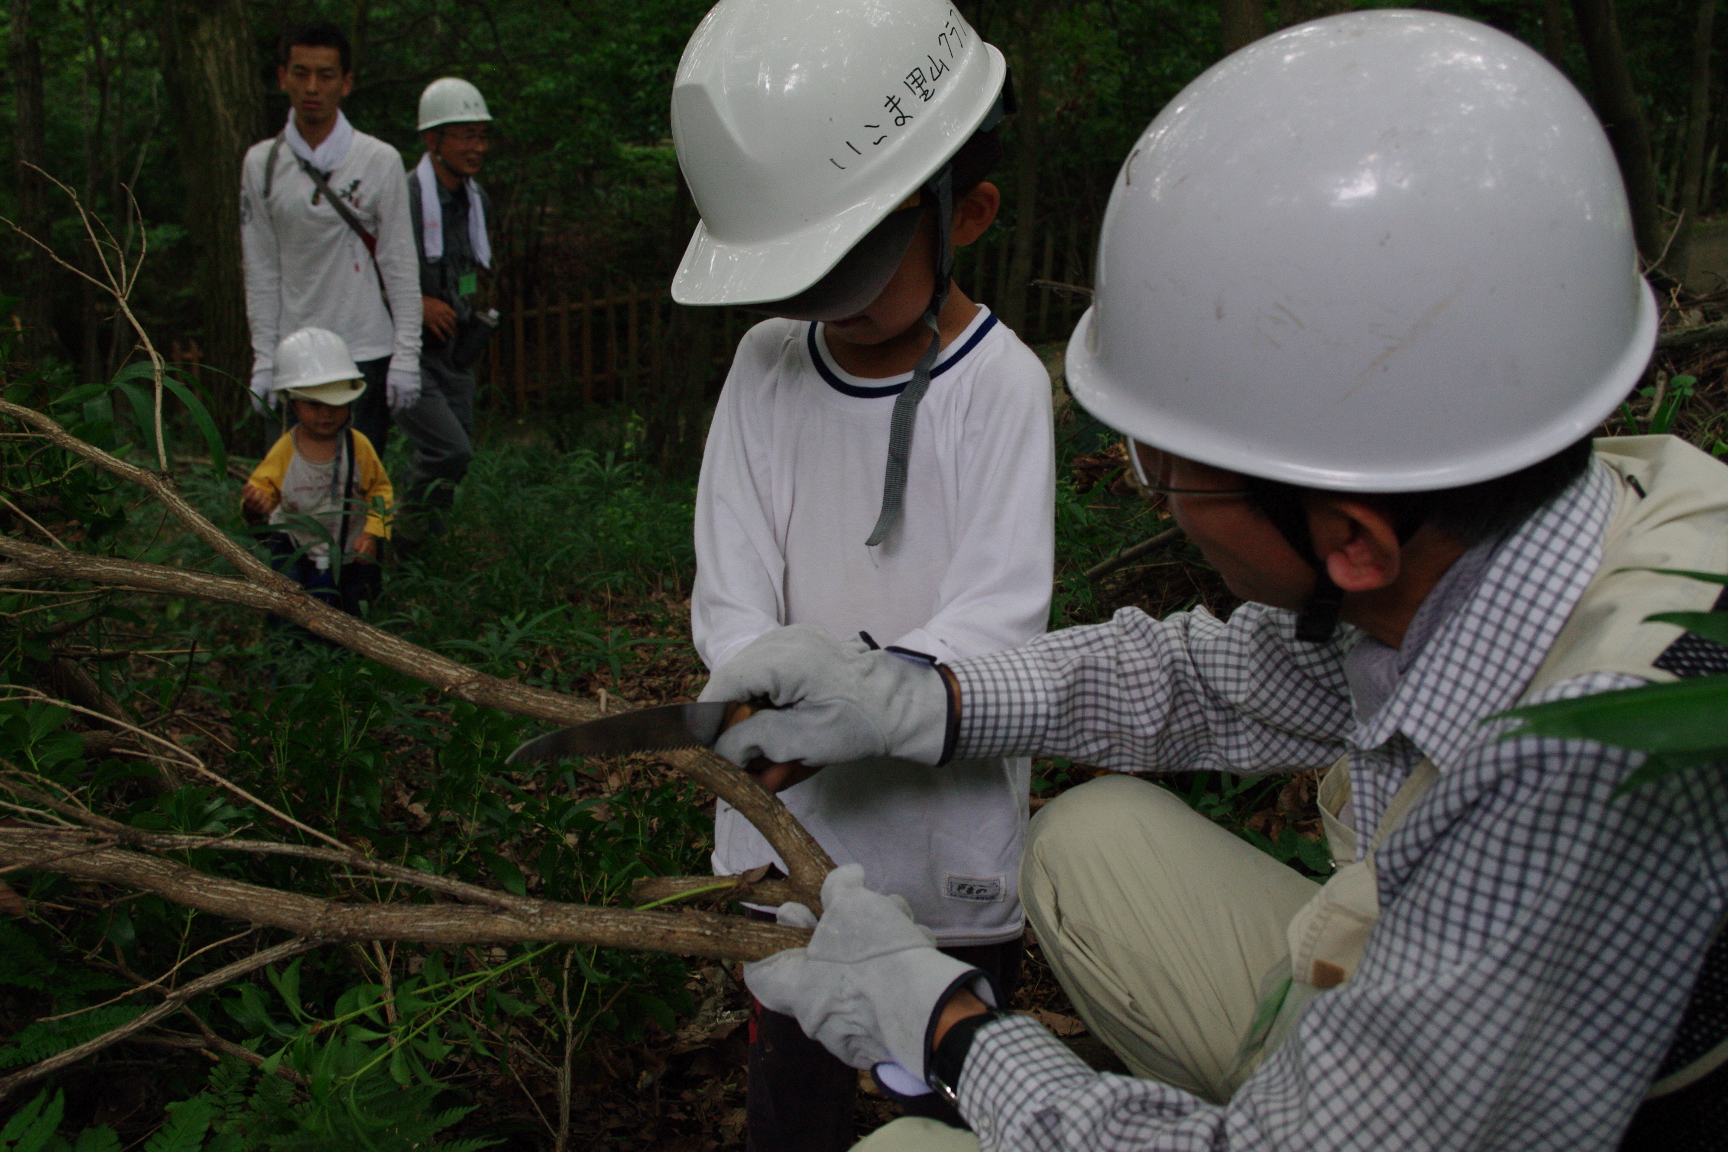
483, 287, 758, 414
485, 218, 1100, 414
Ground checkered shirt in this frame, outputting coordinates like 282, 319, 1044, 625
949, 459, 1728, 1151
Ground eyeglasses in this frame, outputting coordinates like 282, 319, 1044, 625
1124, 437, 1253, 498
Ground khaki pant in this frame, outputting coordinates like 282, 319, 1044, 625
850, 775, 1319, 1151
1024, 774, 1318, 1101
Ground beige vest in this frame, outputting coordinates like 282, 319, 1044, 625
1243, 436, 1728, 1080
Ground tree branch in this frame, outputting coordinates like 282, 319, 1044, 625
0, 530, 833, 900
0, 829, 810, 962
0, 935, 319, 1103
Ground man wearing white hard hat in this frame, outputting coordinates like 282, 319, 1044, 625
396, 77, 497, 540
673, 0, 1054, 1146
241, 23, 423, 455
699, 12, 1728, 1152
242, 327, 393, 617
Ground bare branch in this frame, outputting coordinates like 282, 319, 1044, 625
0, 935, 320, 1103
0, 532, 835, 899
631, 873, 795, 909
0, 829, 810, 963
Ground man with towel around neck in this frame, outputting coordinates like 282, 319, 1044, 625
398, 77, 496, 542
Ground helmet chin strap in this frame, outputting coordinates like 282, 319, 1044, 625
864, 164, 955, 548
1244, 479, 1344, 643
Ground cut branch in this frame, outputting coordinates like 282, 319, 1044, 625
0, 829, 810, 962
1084, 526, 1182, 582
0, 529, 833, 901
631, 873, 796, 909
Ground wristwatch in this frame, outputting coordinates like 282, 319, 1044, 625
926, 1007, 1008, 1106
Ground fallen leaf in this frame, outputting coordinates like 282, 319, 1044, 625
0, 880, 24, 916
1029, 1009, 1087, 1037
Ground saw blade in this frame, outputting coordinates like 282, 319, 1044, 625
504, 702, 734, 764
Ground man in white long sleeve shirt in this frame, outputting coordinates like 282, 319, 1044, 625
699, 14, 1728, 1152
673, 2, 1052, 1146
241, 22, 421, 452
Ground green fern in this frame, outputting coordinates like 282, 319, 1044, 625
0, 1008, 144, 1068
70, 1128, 121, 1152
0, 1089, 62, 1152
143, 1100, 212, 1152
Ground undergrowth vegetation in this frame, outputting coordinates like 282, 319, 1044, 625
4, 318, 1725, 1148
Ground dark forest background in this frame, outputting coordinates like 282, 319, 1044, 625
4, 0, 1719, 450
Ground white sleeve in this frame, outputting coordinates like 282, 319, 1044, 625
240, 145, 282, 376
691, 329, 788, 672
890, 344, 1056, 662
372, 156, 423, 376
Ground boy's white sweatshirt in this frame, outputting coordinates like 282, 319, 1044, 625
240, 124, 422, 378
692, 307, 1055, 945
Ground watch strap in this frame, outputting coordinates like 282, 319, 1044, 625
927, 1006, 1008, 1104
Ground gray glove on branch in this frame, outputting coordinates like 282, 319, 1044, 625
744, 864, 995, 1078
699, 625, 955, 769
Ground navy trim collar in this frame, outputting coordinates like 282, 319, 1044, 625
808, 312, 999, 398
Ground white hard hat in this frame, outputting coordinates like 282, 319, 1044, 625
274, 328, 365, 405
670, 0, 1007, 310
418, 78, 492, 131
1065, 10, 1657, 494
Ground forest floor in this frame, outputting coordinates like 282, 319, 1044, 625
9, 326, 1726, 1149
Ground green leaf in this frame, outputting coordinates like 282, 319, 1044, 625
1612, 750, 1726, 796
480, 851, 528, 898
0, 1088, 63, 1152
1632, 568, 1728, 587
158, 372, 227, 477
71, 1128, 121, 1152
111, 379, 160, 457
1495, 676, 1728, 755
1295, 834, 1335, 875
145, 1098, 212, 1152
1645, 611, 1728, 646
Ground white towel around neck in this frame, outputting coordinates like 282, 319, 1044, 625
414, 152, 491, 269
283, 108, 354, 173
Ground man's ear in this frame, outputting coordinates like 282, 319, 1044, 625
951, 182, 1000, 247
1307, 497, 1402, 593
277, 65, 290, 91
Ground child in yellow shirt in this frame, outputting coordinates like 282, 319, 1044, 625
241, 327, 392, 615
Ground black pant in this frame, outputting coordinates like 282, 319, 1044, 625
347, 356, 394, 453
744, 908, 1023, 1152
263, 532, 381, 621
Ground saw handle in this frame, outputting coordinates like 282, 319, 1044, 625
719, 698, 816, 793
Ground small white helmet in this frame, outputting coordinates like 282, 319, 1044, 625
274, 328, 365, 406
418, 78, 492, 132
1066, 9, 1657, 493
670, 0, 1007, 310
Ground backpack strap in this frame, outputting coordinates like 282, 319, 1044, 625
335, 427, 357, 558
263, 131, 286, 200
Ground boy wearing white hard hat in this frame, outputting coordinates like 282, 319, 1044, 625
673, 0, 1055, 1146
697, 12, 1728, 1152
243, 328, 393, 615
396, 77, 498, 541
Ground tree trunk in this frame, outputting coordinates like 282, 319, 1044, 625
160, 0, 264, 439
1220, 0, 1265, 55
1674, 0, 1719, 276
999, 0, 1045, 335
1541, 0, 1568, 69
1570, 0, 1663, 262
7, 0, 55, 357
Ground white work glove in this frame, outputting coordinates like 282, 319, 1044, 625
700, 625, 951, 769
249, 367, 274, 417
745, 864, 993, 1078
386, 366, 422, 412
